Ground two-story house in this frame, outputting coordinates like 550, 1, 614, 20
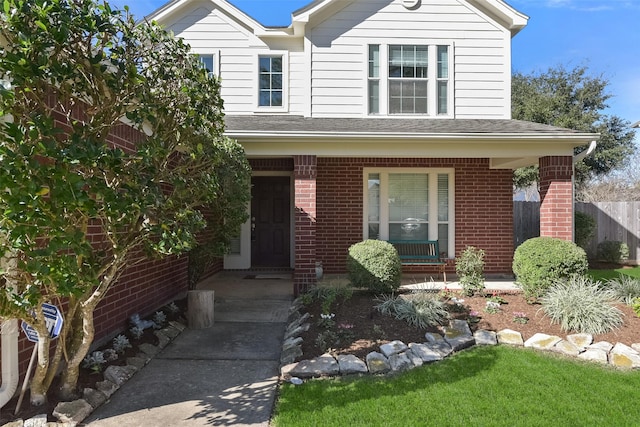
148, 0, 597, 294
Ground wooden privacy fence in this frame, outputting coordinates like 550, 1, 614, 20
513, 201, 640, 264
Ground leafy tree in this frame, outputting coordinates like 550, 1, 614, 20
512, 65, 636, 189
0, 0, 250, 403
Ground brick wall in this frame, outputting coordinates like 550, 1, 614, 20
316, 158, 514, 276
539, 156, 573, 241
293, 155, 317, 294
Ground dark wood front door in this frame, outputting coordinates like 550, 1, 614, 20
251, 176, 291, 267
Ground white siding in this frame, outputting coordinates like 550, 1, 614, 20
308, 0, 512, 118
166, 2, 306, 115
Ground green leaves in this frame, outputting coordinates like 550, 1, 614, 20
512, 64, 637, 188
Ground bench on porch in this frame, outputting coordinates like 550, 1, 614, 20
387, 240, 448, 282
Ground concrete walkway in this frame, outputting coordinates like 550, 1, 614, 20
84, 272, 293, 427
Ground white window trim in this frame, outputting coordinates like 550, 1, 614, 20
254, 50, 289, 113
362, 167, 455, 257
365, 42, 454, 118
192, 50, 220, 77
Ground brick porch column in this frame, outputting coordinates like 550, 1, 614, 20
293, 155, 317, 296
539, 156, 573, 241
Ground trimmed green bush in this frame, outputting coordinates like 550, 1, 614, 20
347, 240, 401, 293
540, 276, 623, 334
512, 237, 588, 300
574, 211, 596, 249
455, 246, 485, 296
597, 240, 629, 264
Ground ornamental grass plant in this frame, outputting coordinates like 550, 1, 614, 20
540, 275, 623, 334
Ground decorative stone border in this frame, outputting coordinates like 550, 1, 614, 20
281, 298, 640, 380
3, 320, 186, 427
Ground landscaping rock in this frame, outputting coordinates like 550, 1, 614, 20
83, 388, 108, 409
53, 399, 93, 424
389, 353, 412, 372
337, 354, 368, 375
405, 350, 424, 368
289, 353, 339, 378
126, 356, 148, 370
95, 380, 119, 398
554, 339, 580, 357
23, 414, 47, 427
286, 312, 310, 334
632, 343, 640, 353
380, 340, 408, 357
578, 348, 609, 364
567, 333, 593, 351
154, 330, 171, 348
138, 342, 161, 358
474, 330, 498, 346
443, 320, 474, 351
280, 345, 303, 365
3, 420, 25, 427
524, 333, 562, 350
161, 324, 182, 339
497, 329, 524, 346
609, 343, 640, 368
408, 343, 444, 363
426, 341, 453, 358
366, 351, 391, 374
283, 336, 303, 351
104, 365, 137, 386
169, 320, 186, 332
425, 332, 445, 343
589, 341, 614, 352
284, 324, 310, 340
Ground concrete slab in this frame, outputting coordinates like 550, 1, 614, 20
215, 299, 290, 323
85, 359, 279, 427
161, 322, 286, 361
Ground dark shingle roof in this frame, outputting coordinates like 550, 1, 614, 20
224, 115, 591, 137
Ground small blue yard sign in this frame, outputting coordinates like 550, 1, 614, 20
21, 303, 64, 343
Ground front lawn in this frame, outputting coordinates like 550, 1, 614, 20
588, 265, 640, 281
273, 346, 640, 426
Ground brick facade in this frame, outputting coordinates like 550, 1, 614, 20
293, 155, 317, 295
539, 156, 574, 241
316, 158, 514, 277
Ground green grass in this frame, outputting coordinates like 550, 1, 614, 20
273, 346, 640, 426
588, 266, 640, 281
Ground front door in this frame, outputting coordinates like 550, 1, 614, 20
251, 176, 291, 267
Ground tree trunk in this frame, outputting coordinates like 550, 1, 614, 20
29, 327, 51, 406
59, 303, 95, 400
187, 290, 215, 329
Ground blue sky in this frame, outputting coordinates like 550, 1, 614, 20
109, 0, 639, 128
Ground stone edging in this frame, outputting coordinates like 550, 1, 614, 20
2, 320, 186, 427
280, 298, 640, 380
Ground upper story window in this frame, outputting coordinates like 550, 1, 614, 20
195, 52, 218, 78
368, 44, 451, 116
258, 55, 283, 107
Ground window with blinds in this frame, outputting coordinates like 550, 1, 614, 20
364, 169, 454, 256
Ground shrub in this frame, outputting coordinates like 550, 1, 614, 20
512, 237, 588, 300
633, 297, 640, 317
597, 240, 629, 264
455, 246, 485, 296
375, 294, 447, 329
301, 285, 353, 313
347, 240, 401, 293
540, 276, 623, 334
605, 275, 640, 305
574, 211, 596, 249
